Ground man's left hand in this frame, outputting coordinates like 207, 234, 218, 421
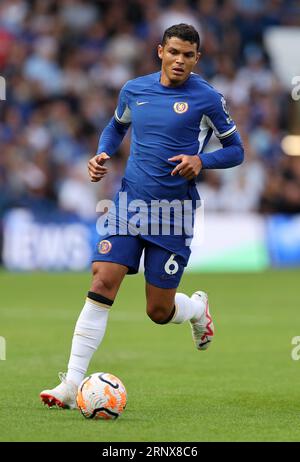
168, 154, 202, 180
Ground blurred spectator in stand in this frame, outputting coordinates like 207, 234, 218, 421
156, 0, 202, 38
260, 156, 300, 214
24, 36, 63, 95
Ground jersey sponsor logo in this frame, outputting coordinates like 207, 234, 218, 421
136, 101, 149, 106
98, 240, 112, 254
173, 102, 189, 114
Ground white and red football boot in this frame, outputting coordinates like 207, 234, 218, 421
40, 372, 78, 409
190, 291, 214, 350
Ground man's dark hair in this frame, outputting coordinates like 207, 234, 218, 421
162, 23, 200, 51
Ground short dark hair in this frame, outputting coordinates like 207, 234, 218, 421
162, 23, 200, 51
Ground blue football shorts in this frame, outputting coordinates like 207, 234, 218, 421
92, 234, 189, 289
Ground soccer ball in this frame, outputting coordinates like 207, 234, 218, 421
76, 372, 127, 420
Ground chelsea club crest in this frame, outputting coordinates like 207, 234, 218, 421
173, 102, 189, 114
98, 240, 112, 254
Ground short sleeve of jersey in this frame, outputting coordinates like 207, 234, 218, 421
114, 81, 132, 125
204, 91, 236, 140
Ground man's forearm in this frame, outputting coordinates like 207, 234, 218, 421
198, 132, 244, 169
97, 116, 130, 156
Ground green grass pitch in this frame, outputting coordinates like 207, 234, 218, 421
0, 270, 299, 442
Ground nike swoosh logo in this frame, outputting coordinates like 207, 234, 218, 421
136, 101, 149, 106
199, 339, 211, 347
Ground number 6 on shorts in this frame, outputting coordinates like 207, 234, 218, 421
164, 253, 179, 275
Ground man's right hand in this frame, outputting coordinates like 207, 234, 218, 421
88, 153, 110, 182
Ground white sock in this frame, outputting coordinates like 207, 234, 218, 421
171, 292, 205, 324
66, 298, 110, 386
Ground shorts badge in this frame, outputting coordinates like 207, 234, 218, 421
98, 240, 112, 254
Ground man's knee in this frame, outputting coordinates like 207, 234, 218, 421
146, 304, 174, 324
91, 278, 112, 296
91, 267, 117, 298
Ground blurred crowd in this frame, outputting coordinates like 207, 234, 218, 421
1, 0, 300, 219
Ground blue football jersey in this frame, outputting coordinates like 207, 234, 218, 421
114, 71, 236, 203
97, 71, 240, 259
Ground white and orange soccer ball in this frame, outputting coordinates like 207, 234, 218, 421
76, 372, 127, 420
